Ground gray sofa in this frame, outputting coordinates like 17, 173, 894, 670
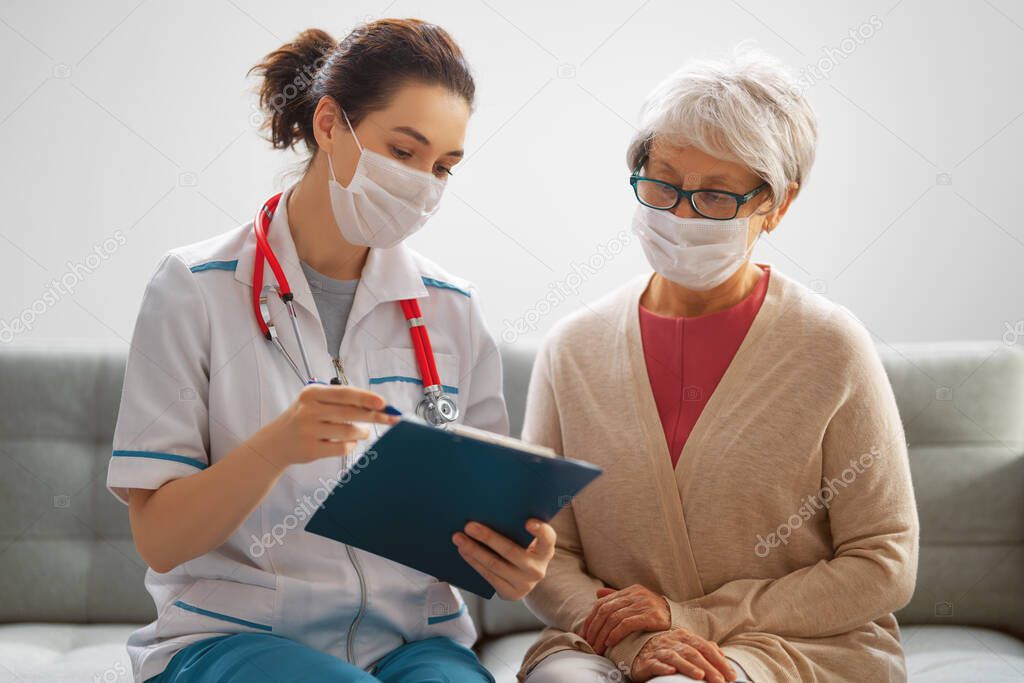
1, 340, 1023, 682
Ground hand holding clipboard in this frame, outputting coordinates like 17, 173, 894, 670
304, 410, 603, 598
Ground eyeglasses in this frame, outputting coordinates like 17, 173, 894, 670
630, 154, 768, 220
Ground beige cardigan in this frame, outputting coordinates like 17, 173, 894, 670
518, 266, 919, 683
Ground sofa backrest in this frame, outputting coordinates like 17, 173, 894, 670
878, 342, 1024, 638
0, 342, 153, 623
0, 341, 1021, 641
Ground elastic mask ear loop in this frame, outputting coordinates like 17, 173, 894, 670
327, 109, 363, 185
326, 149, 339, 184
342, 109, 363, 153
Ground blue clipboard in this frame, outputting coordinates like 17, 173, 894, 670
304, 416, 603, 598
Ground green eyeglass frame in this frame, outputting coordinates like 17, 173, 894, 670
630, 153, 768, 220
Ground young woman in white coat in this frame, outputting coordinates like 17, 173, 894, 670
107, 19, 555, 683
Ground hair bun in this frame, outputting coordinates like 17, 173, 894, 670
250, 28, 336, 149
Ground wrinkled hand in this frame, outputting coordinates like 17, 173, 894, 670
577, 584, 671, 655
631, 629, 736, 683
452, 519, 556, 600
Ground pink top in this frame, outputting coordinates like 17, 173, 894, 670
638, 264, 771, 467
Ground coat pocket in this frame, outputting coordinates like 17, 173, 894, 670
156, 577, 277, 639
417, 580, 477, 645
365, 347, 461, 436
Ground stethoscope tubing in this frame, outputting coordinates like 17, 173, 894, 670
251, 193, 458, 424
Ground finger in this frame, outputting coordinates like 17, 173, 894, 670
524, 519, 556, 557
605, 613, 651, 649
634, 656, 676, 680
596, 587, 616, 598
584, 596, 630, 648
589, 586, 625, 610
694, 641, 736, 681
463, 522, 529, 567
314, 422, 369, 442
580, 587, 622, 638
594, 603, 647, 653
659, 650, 707, 680
578, 607, 597, 639
456, 542, 520, 598
452, 532, 521, 587
678, 646, 724, 683
714, 643, 733, 670
594, 604, 638, 654
307, 385, 387, 410
460, 552, 517, 595
317, 404, 398, 426
301, 427, 368, 459
583, 601, 611, 647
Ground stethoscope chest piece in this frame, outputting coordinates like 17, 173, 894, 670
416, 387, 459, 427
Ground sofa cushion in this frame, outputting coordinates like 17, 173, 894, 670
903, 625, 1024, 682
478, 597, 543, 639
478, 631, 541, 683
476, 625, 1024, 683
0, 623, 136, 683
3, 623, 1022, 683
878, 342, 1024, 450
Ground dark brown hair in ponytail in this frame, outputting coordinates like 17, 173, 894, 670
249, 19, 475, 153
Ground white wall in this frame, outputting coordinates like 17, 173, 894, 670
1, 0, 1022, 351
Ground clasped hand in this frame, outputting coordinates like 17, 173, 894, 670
576, 584, 736, 683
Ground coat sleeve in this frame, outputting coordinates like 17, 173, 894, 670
521, 336, 659, 673
664, 308, 920, 642
106, 252, 212, 505
460, 283, 510, 436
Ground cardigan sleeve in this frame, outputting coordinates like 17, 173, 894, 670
521, 336, 660, 672
664, 308, 920, 642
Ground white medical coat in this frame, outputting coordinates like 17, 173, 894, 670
106, 180, 509, 682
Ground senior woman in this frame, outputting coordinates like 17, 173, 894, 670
517, 50, 919, 683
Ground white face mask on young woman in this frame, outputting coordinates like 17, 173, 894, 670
631, 203, 762, 291
326, 110, 447, 249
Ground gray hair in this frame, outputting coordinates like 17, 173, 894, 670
627, 45, 818, 213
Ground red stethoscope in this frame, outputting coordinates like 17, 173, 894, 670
251, 192, 459, 427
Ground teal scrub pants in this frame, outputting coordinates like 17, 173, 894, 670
145, 633, 495, 683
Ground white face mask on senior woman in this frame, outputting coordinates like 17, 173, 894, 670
327, 109, 447, 249
631, 203, 763, 291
